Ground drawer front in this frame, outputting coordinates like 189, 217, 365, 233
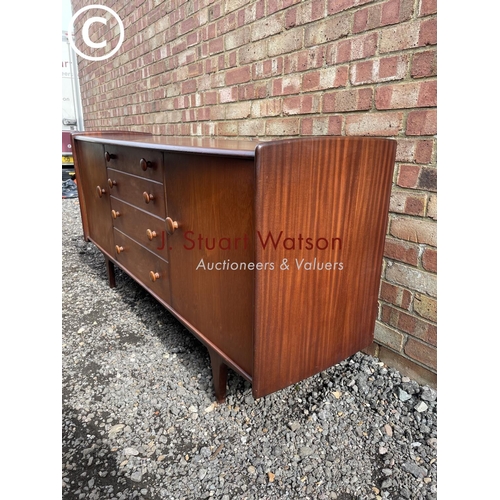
110, 197, 169, 259
104, 145, 163, 182
107, 168, 166, 218
113, 229, 171, 303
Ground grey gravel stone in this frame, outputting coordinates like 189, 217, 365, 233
403, 461, 428, 479
62, 198, 438, 500
414, 401, 429, 412
130, 471, 143, 483
398, 388, 412, 402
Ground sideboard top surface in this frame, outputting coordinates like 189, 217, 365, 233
73, 133, 259, 158
72, 132, 396, 159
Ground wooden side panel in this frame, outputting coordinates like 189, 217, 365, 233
165, 153, 255, 377
72, 140, 114, 256
253, 137, 396, 398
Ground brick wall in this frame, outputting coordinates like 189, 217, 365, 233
71, 0, 437, 387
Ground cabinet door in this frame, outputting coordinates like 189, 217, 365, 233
165, 153, 255, 378
73, 140, 114, 257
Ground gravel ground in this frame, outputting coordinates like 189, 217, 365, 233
62, 198, 437, 500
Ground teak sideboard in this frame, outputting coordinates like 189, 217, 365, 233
71, 132, 396, 401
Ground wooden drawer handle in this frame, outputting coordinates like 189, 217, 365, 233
166, 217, 179, 235
140, 158, 152, 171
111, 210, 121, 219
115, 245, 124, 254
149, 271, 160, 282
104, 151, 116, 162
146, 229, 157, 240
96, 186, 106, 197
143, 191, 154, 204
108, 179, 117, 189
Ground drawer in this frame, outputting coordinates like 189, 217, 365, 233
113, 229, 171, 304
104, 145, 163, 183
107, 169, 166, 218
109, 197, 170, 260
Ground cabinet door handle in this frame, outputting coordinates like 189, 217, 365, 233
96, 186, 106, 197
143, 191, 154, 204
115, 245, 124, 254
149, 271, 160, 282
104, 151, 115, 162
111, 210, 121, 219
140, 158, 152, 171
108, 179, 117, 189
146, 229, 157, 240
166, 217, 179, 235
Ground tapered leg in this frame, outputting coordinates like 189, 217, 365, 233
105, 257, 116, 288
209, 349, 228, 403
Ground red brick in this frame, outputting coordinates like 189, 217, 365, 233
411, 50, 437, 78
417, 80, 437, 107
272, 75, 301, 95
180, 15, 198, 35
378, 54, 410, 80
384, 237, 419, 266
419, 17, 437, 46
419, 0, 437, 15
268, 0, 302, 15
406, 109, 437, 136
381, 305, 431, 340
238, 82, 267, 101
336, 40, 352, 64
283, 95, 319, 115
415, 139, 434, 163
422, 248, 437, 272
209, 37, 224, 54
284, 48, 324, 73
253, 57, 283, 80
323, 88, 373, 113
381, 0, 401, 26
397, 164, 420, 188
404, 338, 436, 370
416, 166, 436, 191
376, 80, 436, 109
353, 7, 368, 33
301, 116, 343, 136
380, 281, 412, 310
336, 33, 378, 63
351, 60, 374, 84
225, 66, 251, 85
302, 71, 321, 92
390, 217, 436, 246
181, 79, 197, 94
327, 0, 356, 14
390, 191, 427, 216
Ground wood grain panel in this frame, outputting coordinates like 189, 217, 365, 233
253, 137, 396, 398
109, 197, 170, 261
107, 168, 166, 218
113, 229, 171, 304
104, 145, 163, 182
165, 153, 255, 376
72, 140, 114, 256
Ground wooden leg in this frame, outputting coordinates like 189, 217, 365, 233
105, 257, 116, 288
209, 349, 228, 403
